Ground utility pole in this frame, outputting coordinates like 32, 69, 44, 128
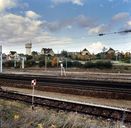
0, 45, 2, 73
130, 52, 131, 64
45, 54, 47, 71
65, 58, 67, 70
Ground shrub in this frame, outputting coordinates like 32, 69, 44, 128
25, 60, 36, 67
72, 61, 82, 68
63, 60, 73, 68
3, 60, 14, 67
84, 61, 95, 68
47, 61, 51, 67
38, 60, 45, 67
84, 61, 112, 69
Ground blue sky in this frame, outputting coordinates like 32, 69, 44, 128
0, 0, 131, 54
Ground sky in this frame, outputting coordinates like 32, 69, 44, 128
0, 0, 131, 54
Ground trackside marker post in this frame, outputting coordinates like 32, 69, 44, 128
31, 79, 36, 110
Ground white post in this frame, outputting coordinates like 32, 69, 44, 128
22, 58, 25, 69
120, 111, 126, 128
0, 45, 2, 73
14, 60, 16, 68
31, 79, 36, 110
32, 85, 35, 110
60, 63, 66, 76
60, 63, 63, 76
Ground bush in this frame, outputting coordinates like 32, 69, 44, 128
25, 60, 36, 67
47, 61, 51, 67
3, 60, 14, 67
72, 61, 82, 68
38, 60, 45, 67
84, 61, 95, 68
63, 60, 73, 68
84, 61, 112, 69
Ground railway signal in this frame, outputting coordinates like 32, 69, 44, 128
31, 79, 36, 110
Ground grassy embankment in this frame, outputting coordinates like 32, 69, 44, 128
0, 99, 130, 128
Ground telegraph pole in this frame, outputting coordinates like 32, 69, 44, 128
45, 54, 47, 71
0, 45, 2, 73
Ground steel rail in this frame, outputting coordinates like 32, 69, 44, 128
0, 89, 131, 122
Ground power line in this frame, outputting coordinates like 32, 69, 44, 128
98, 29, 131, 36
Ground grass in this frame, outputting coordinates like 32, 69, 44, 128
0, 99, 130, 128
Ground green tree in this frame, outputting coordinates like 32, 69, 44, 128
61, 50, 68, 57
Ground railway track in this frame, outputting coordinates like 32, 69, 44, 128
0, 73, 131, 91
0, 73, 131, 100
0, 89, 131, 122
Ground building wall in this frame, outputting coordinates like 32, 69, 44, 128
26, 48, 31, 55
25, 43, 32, 55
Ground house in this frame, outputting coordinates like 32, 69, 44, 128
106, 48, 115, 54
68, 52, 79, 56
2, 53, 7, 62
80, 48, 91, 56
8, 51, 20, 61
106, 48, 115, 60
41, 48, 54, 56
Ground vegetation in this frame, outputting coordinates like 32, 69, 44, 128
0, 99, 130, 128
3, 48, 131, 69
24, 60, 36, 67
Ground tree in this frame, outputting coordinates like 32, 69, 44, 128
102, 46, 107, 59
51, 57, 58, 67
32, 51, 38, 56
61, 50, 68, 57
25, 55, 33, 60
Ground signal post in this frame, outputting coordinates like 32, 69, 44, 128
31, 79, 36, 110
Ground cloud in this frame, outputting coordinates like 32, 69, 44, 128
112, 12, 129, 21
75, 15, 95, 28
25, 11, 40, 19
0, 13, 43, 40
88, 42, 106, 54
51, 0, 84, 6
88, 24, 108, 34
127, 20, 131, 26
0, 12, 73, 53
0, 0, 17, 12
43, 15, 95, 32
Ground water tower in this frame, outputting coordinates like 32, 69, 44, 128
25, 43, 32, 55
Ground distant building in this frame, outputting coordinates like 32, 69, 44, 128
80, 48, 91, 56
8, 51, 20, 61
106, 48, 115, 60
2, 53, 7, 62
68, 52, 79, 56
41, 48, 54, 56
106, 48, 115, 54
25, 43, 32, 55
